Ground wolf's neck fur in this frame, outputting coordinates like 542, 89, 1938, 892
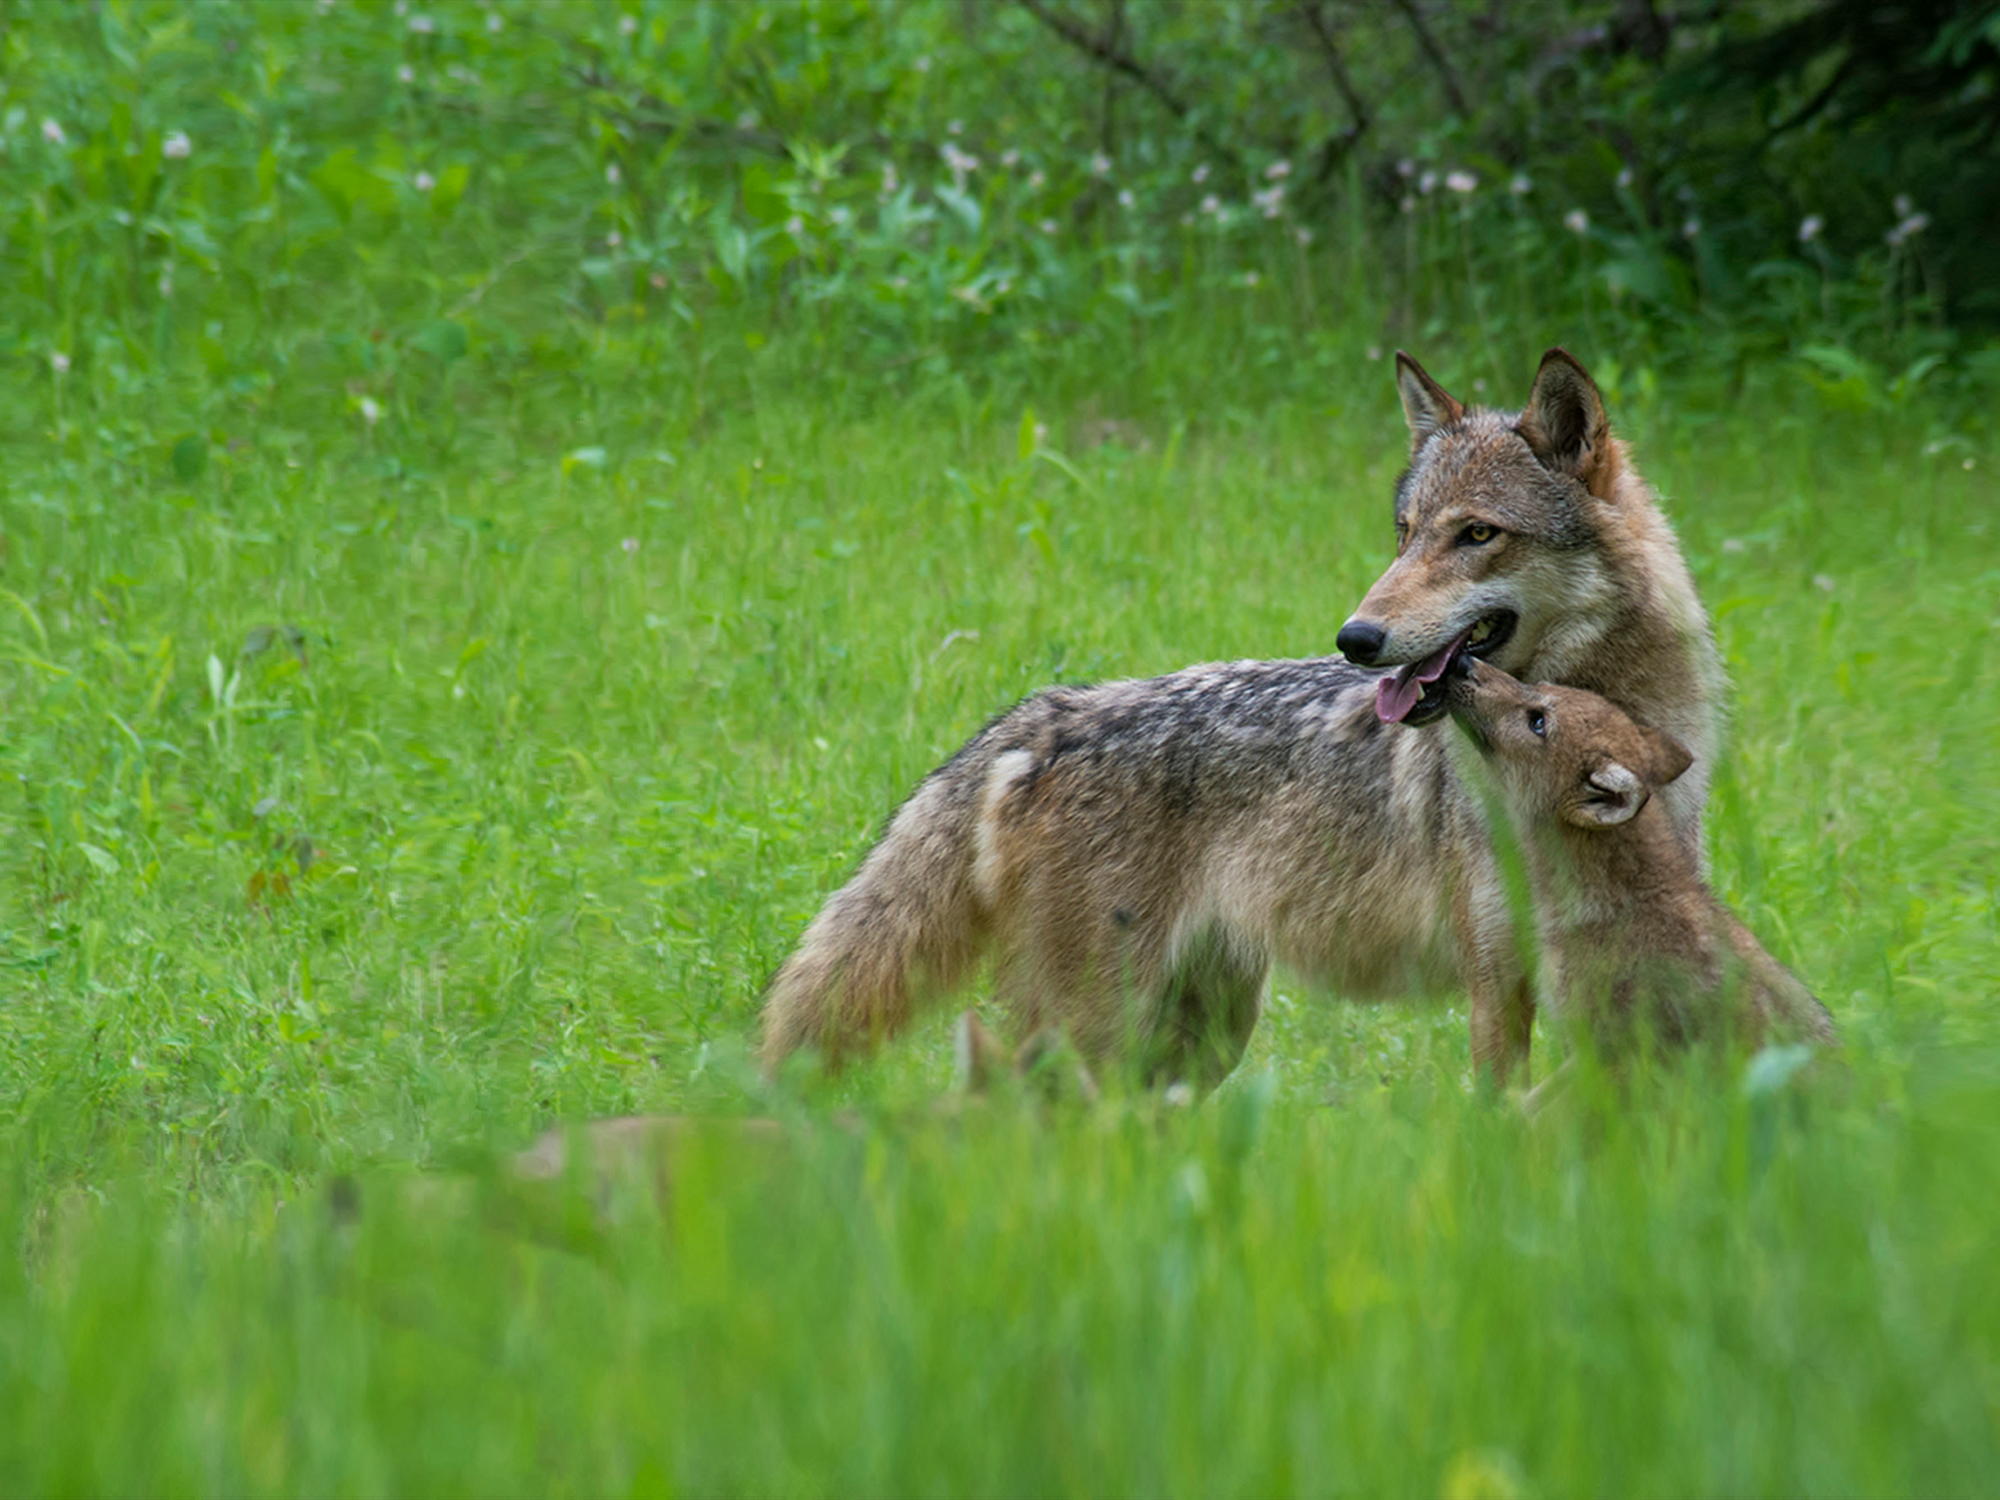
1543, 451, 1723, 861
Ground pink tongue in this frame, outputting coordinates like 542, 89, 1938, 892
1374, 635, 1468, 724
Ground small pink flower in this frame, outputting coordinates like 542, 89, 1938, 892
622, 537, 640, 554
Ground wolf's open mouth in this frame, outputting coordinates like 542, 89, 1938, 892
1374, 611, 1516, 726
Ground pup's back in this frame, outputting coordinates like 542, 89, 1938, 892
1444, 661, 1835, 1053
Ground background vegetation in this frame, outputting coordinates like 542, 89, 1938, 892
0, 3, 1995, 1494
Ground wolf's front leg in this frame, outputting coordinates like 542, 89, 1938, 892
1455, 882, 1534, 1089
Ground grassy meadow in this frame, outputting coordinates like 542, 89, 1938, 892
2, 5, 1999, 1494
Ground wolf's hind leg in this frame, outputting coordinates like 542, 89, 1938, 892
1145, 928, 1269, 1091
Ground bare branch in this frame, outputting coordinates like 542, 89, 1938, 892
1385, 0, 1470, 118
1298, 1, 1370, 138
1016, 0, 1243, 170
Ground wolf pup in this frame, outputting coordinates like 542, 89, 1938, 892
1442, 657, 1835, 1064
761, 349, 1724, 1088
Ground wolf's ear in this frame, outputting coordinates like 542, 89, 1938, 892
1637, 727, 1693, 789
1520, 348, 1614, 493
1395, 351, 1465, 455
1565, 760, 1648, 828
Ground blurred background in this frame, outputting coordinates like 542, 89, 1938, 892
4, 0, 1996, 419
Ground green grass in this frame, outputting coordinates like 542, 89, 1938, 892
0, 319, 1995, 1493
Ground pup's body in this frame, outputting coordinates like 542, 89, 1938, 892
761, 350, 1724, 1086
1444, 659, 1835, 1056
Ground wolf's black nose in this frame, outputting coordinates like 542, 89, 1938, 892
1337, 620, 1386, 665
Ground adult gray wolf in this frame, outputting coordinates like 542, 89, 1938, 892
759, 349, 1724, 1088
1441, 657, 1832, 1079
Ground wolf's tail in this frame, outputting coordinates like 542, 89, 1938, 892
760, 762, 997, 1074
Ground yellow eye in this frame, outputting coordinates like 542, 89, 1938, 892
1460, 522, 1496, 546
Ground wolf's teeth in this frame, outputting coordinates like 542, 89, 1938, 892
1466, 619, 1492, 645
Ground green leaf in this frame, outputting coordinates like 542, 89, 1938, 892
171, 434, 207, 482
411, 319, 469, 364
79, 843, 120, 875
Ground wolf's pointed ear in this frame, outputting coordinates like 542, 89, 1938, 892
1637, 726, 1693, 789
1395, 351, 1465, 455
1566, 760, 1648, 828
1520, 348, 1614, 493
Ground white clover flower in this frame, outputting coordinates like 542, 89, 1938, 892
50, 351, 70, 375
881, 163, 899, 195
1798, 214, 1823, 243
913, 54, 932, 73
1616, 166, 1635, 188
941, 143, 979, 177
622, 536, 640, 553
1243, 270, 1259, 287
1445, 170, 1476, 194
1028, 170, 1045, 190
162, 131, 191, 160
1400, 195, 1416, 214
1294, 226, 1313, 245
359, 396, 382, 425
1265, 159, 1291, 180
946, 119, 963, 136
1419, 170, 1438, 195
1565, 209, 1589, 235
1886, 212, 1929, 247
42, 118, 65, 145
829, 205, 850, 225
1893, 194, 1912, 217
1252, 184, 1285, 218
409, 13, 434, 32
1000, 148, 1020, 168
413, 170, 435, 192
158, 268, 174, 298
1090, 151, 1111, 177
1365, 345, 1383, 361
1200, 194, 1220, 215
1510, 174, 1532, 196
785, 215, 805, 236
619, 13, 637, 34
605, 163, 621, 185
606, 230, 622, 247
486, 11, 502, 31
398, 64, 415, 83
1039, 217, 1058, 234
1682, 217, 1700, 238
1191, 163, 1210, 185
1117, 188, 1135, 209
1396, 157, 1415, 178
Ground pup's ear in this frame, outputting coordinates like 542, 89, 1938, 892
1395, 351, 1465, 456
1638, 726, 1693, 789
1519, 348, 1614, 493
1565, 760, 1648, 828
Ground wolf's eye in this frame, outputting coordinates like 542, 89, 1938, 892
1394, 521, 1410, 551
1526, 709, 1547, 738
1459, 522, 1497, 546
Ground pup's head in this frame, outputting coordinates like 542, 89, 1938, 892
1444, 658, 1692, 831
1338, 348, 1627, 726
